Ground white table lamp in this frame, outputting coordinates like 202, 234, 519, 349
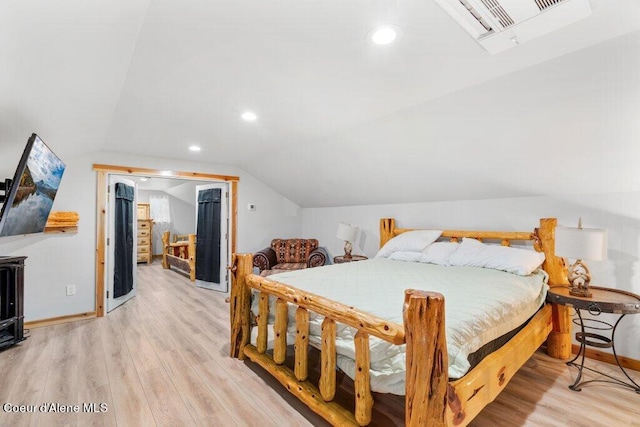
555, 219, 607, 298
336, 222, 358, 259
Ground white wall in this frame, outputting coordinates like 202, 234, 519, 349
138, 189, 195, 255
302, 192, 640, 360
164, 192, 196, 250
0, 150, 302, 321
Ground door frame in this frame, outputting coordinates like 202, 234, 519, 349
93, 164, 239, 317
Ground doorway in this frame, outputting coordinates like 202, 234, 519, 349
93, 164, 239, 317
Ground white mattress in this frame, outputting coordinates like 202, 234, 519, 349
252, 258, 548, 395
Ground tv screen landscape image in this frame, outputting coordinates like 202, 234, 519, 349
0, 134, 66, 237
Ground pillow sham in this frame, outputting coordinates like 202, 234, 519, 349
376, 230, 442, 259
447, 237, 545, 276
388, 251, 424, 262
420, 241, 460, 265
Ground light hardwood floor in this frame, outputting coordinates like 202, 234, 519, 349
1, 263, 638, 426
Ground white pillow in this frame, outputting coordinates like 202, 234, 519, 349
446, 238, 484, 266
376, 230, 443, 258
447, 238, 545, 276
388, 251, 424, 262
421, 242, 460, 265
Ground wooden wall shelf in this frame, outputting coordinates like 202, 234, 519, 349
44, 211, 79, 233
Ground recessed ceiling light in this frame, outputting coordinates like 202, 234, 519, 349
160, 170, 174, 176
241, 111, 258, 122
140, 177, 148, 182
368, 24, 402, 46
189, 145, 201, 152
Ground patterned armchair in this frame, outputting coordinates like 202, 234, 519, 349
253, 238, 328, 276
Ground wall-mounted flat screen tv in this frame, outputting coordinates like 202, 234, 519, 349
0, 134, 66, 237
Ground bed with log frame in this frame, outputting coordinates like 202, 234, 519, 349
162, 231, 196, 282
229, 218, 572, 426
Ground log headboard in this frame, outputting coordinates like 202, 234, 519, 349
379, 217, 568, 286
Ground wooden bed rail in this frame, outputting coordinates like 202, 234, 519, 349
245, 275, 405, 345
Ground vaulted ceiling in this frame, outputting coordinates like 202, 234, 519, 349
2, 1, 640, 207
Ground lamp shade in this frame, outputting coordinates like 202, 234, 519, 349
555, 226, 608, 261
336, 222, 358, 242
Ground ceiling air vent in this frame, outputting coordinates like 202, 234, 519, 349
480, 0, 515, 28
535, 0, 566, 10
434, 0, 592, 54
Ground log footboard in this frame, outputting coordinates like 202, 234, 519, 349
162, 231, 196, 282
230, 253, 449, 426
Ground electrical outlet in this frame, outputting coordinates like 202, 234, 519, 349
66, 285, 76, 296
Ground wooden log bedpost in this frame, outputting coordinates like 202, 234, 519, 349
161, 231, 170, 269
404, 289, 448, 427
188, 234, 196, 282
535, 218, 571, 360
230, 253, 253, 359
380, 218, 395, 248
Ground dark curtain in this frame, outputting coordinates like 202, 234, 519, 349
196, 188, 221, 283
114, 183, 134, 298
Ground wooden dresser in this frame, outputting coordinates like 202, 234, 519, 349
137, 219, 153, 264
137, 203, 153, 264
